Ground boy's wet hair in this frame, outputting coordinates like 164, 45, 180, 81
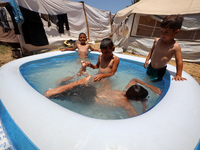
126, 85, 148, 101
161, 15, 184, 31
100, 38, 114, 49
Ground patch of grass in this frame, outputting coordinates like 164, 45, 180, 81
0, 44, 11, 54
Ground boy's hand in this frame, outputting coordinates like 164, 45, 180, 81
149, 86, 161, 95
60, 48, 66, 51
172, 76, 187, 81
144, 61, 149, 69
86, 62, 92, 67
93, 74, 103, 82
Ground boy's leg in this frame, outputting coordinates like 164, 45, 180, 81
146, 63, 165, 82
123, 100, 138, 117
77, 61, 87, 76
58, 61, 88, 85
45, 75, 91, 98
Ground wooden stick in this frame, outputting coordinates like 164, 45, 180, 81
81, 1, 90, 41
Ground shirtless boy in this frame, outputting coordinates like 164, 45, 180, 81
93, 77, 161, 117
144, 15, 187, 81
85, 38, 120, 82
45, 75, 161, 117
60, 33, 100, 59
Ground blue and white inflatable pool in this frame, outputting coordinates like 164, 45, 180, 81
0, 51, 200, 150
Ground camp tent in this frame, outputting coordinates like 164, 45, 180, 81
113, 0, 200, 62
0, 0, 111, 53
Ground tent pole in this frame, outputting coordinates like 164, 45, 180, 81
80, 1, 90, 41
109, 13, 112, 38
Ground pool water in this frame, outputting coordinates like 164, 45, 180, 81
20, 52, 166, 120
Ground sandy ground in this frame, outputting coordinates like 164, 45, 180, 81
0, 43, 200, 84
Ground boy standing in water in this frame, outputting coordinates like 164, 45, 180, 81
144, 15, 187, 81
60, 32, 100, 59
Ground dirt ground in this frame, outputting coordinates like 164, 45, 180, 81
0, 43, 200, 84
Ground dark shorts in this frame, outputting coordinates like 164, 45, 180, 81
146, 63, 166, 82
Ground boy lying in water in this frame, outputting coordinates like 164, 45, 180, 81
45, 74, 161, 117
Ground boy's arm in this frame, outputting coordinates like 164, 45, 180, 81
142, 101, 147, 112
60, 45, 78, 51
93, 56, 120, 82
122, 98, 138, 117
89, 45, 101, 52
86, 55, 101, 69
144, 39, 156, 69
172, 44, 187, 81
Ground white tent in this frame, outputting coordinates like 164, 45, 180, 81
0, 0, 111, 52
113, 0, 200, 62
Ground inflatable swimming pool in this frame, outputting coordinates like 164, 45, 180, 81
0, 51, 200, 150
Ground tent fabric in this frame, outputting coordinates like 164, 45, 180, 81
17, 0, 111, 41
113, 0, 200, 62
115, 0, 200, 23
0, 5, 19, 43
112, 13, 200, 62
0, 7, 10, 32
17, 0, 79, 15
0, 0, 111, 52
0, 26, 19, 43
85, 4, 111, 40
127, 37, 200, 63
